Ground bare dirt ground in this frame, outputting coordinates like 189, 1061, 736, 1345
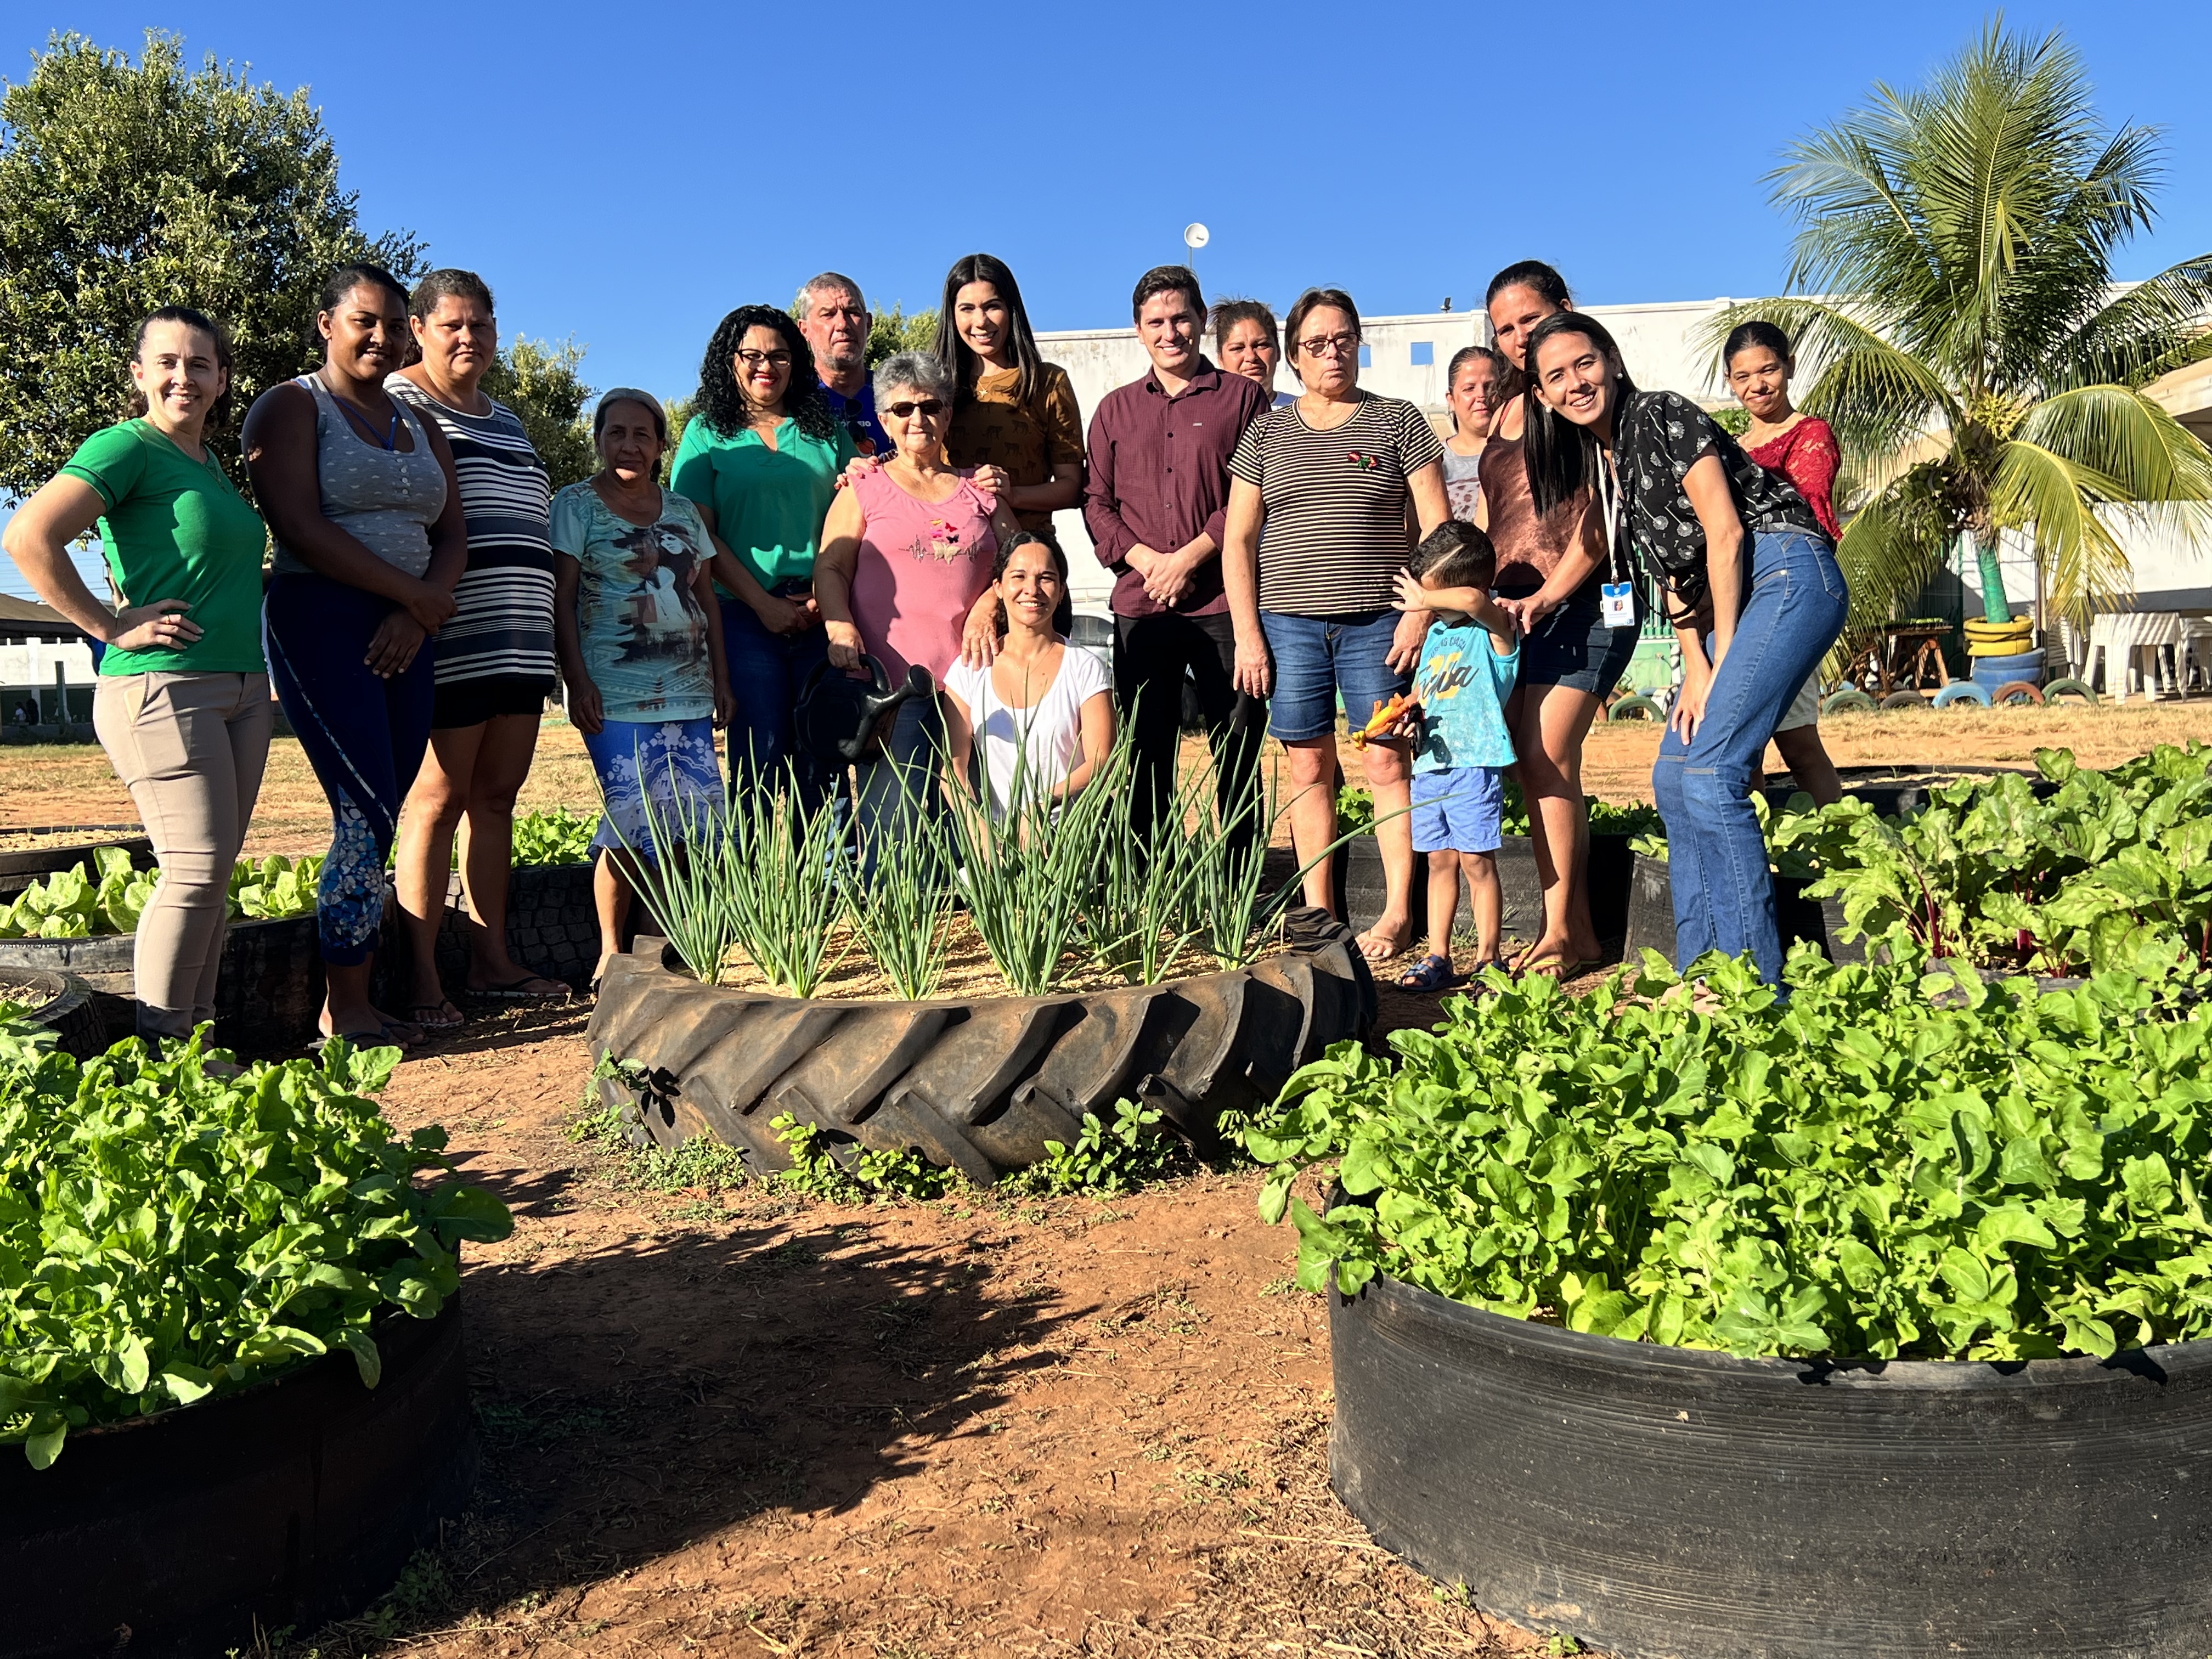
8, 701, 2210, 1657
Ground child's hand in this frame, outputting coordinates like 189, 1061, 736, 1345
1391, 567, 1430, 614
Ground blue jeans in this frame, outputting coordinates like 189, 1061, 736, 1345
854, 693, 944, 882
264, 573, 436, 967
719, 592, 835, 814
1258, 610, 1409, 742
1652, 531, 1847, 984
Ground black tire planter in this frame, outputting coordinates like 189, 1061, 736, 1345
1337, 833, 1635, 946
586, 909, 1376, 1184
0, 1297, 474, 1659
1328, 1271, 2212, 1658
1621, 851, 1829, 965
0, 913, 323, 1053
0, 966, 105, 1058
421, 861, 599, 991
0, 830, 154, 899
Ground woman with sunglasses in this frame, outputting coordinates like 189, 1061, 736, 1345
1222, 286, 1448, 964
935, 255, 1086, 564
815, 352, 1020, 862
669, 304, 856, 812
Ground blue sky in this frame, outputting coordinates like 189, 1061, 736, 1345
5, 1, 2212, 602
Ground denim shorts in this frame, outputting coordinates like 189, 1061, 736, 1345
1412, 765, 1505, 854
1259, 610, 1409, 743
1515, 588, 1638, 695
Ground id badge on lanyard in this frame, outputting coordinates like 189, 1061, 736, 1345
1598, 452, 1637, 629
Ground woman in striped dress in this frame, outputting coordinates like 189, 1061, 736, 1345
388, 269, 567, 1028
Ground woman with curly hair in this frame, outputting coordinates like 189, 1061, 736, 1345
933, 255, 1085, 552
669, 303, 857, 810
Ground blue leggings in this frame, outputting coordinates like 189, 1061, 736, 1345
264, 573, 436, 967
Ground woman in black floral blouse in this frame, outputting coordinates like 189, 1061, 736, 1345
1521, 311, 1846, 986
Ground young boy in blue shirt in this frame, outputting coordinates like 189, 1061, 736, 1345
1387, 520, 1521, 990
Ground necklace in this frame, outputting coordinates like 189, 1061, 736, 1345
320, 371, 398, 451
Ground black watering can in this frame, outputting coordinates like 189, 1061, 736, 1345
794, 654, 935, 763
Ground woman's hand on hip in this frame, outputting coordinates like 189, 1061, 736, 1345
107, 598, 202, 653
825, 618, 867, 675
1386, 609, 1429, 675
364, 611, 428, 679
404, 580, 458, 635
1232, 628, 1273, 698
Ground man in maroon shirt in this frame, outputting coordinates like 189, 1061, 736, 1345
1085, 266, 1271, 854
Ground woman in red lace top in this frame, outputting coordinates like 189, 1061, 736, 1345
1726, 320, 1843, 804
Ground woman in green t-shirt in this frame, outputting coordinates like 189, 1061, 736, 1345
1, 306, 273, 1042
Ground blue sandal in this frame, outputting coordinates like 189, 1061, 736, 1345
1396, 953, 1457, 992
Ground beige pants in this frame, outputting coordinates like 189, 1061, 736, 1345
93, 672, 274, 1040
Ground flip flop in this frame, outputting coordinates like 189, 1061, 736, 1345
407, 999, 466, 1031
1356, 923, 1414, 964
464, 974, 570, 1004
1517, 954, 1602, 984
1396, 953, 1457, 992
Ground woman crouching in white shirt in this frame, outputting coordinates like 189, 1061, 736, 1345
943, 533, 1115, 819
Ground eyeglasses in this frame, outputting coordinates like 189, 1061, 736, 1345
1297, 332, 1361, 359
886, 399, 945, 418
736, 349, 793, 369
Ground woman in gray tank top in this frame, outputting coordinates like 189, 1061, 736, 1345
244, 262, 467, 1047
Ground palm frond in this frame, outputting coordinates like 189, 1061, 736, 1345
2017, 383, 2212, 506
1987, 439, 2137, 619
2040, 259, 2212, 391
1835, 464, 1953, 634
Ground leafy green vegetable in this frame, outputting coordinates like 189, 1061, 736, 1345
770, 1111, 958, 1201
1336, 786, 1376, 837
1246, 945, 2212, 1363
511, 806, 599, 867
1015, 1097, 1186, 1196
0, 848, 324, 937
0, 1023, 511, 1466
1772, 743, 2212, 974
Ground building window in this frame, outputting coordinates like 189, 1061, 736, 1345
1410, 341, 1434, 366
1358, 345, 1373, 368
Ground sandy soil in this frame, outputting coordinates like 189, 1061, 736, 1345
5, 700, 2208, 858
283, 1003, 1540, 1659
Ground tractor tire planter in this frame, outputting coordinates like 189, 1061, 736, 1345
1327, 1269, 2212, 1659
0, 966, 105, 1058
0, 913, 323, 1054
0, 1297, 475, 1659
424, 862, 599, 990
586, 912, 1376, 1184
1339, 833, 1635, 946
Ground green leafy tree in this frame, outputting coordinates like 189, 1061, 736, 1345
483, 336, 594, 493
662, 393, 695, 479
866, 303, 938, 369
0, 31, 422, 495
1713, 24, 2212, 633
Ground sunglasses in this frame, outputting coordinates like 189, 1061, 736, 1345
887, 399, 945, 418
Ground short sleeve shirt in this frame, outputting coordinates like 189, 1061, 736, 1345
549, 481, 718, 724
822, 382, 892, 459
1412, 620, 1519, 773
945, 364, 1086, 538
668, 415, 857, 593
60, 420, 268, 676
1226, 394, 1445, 615
1617, 391, 1824, 597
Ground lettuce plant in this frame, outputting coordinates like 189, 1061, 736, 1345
0, 1024, 511, 1468
1249, 946, 2212, 1362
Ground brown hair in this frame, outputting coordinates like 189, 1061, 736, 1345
125, 306, 235, 430
1282, 288, 1361, 379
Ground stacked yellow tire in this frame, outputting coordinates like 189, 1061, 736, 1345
1965, 617, 2035, 657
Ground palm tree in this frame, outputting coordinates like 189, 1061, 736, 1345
1713, 23, 2212, 642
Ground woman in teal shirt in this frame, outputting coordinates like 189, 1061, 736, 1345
1, 306, 273, 1041
669, 304, 855, 812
